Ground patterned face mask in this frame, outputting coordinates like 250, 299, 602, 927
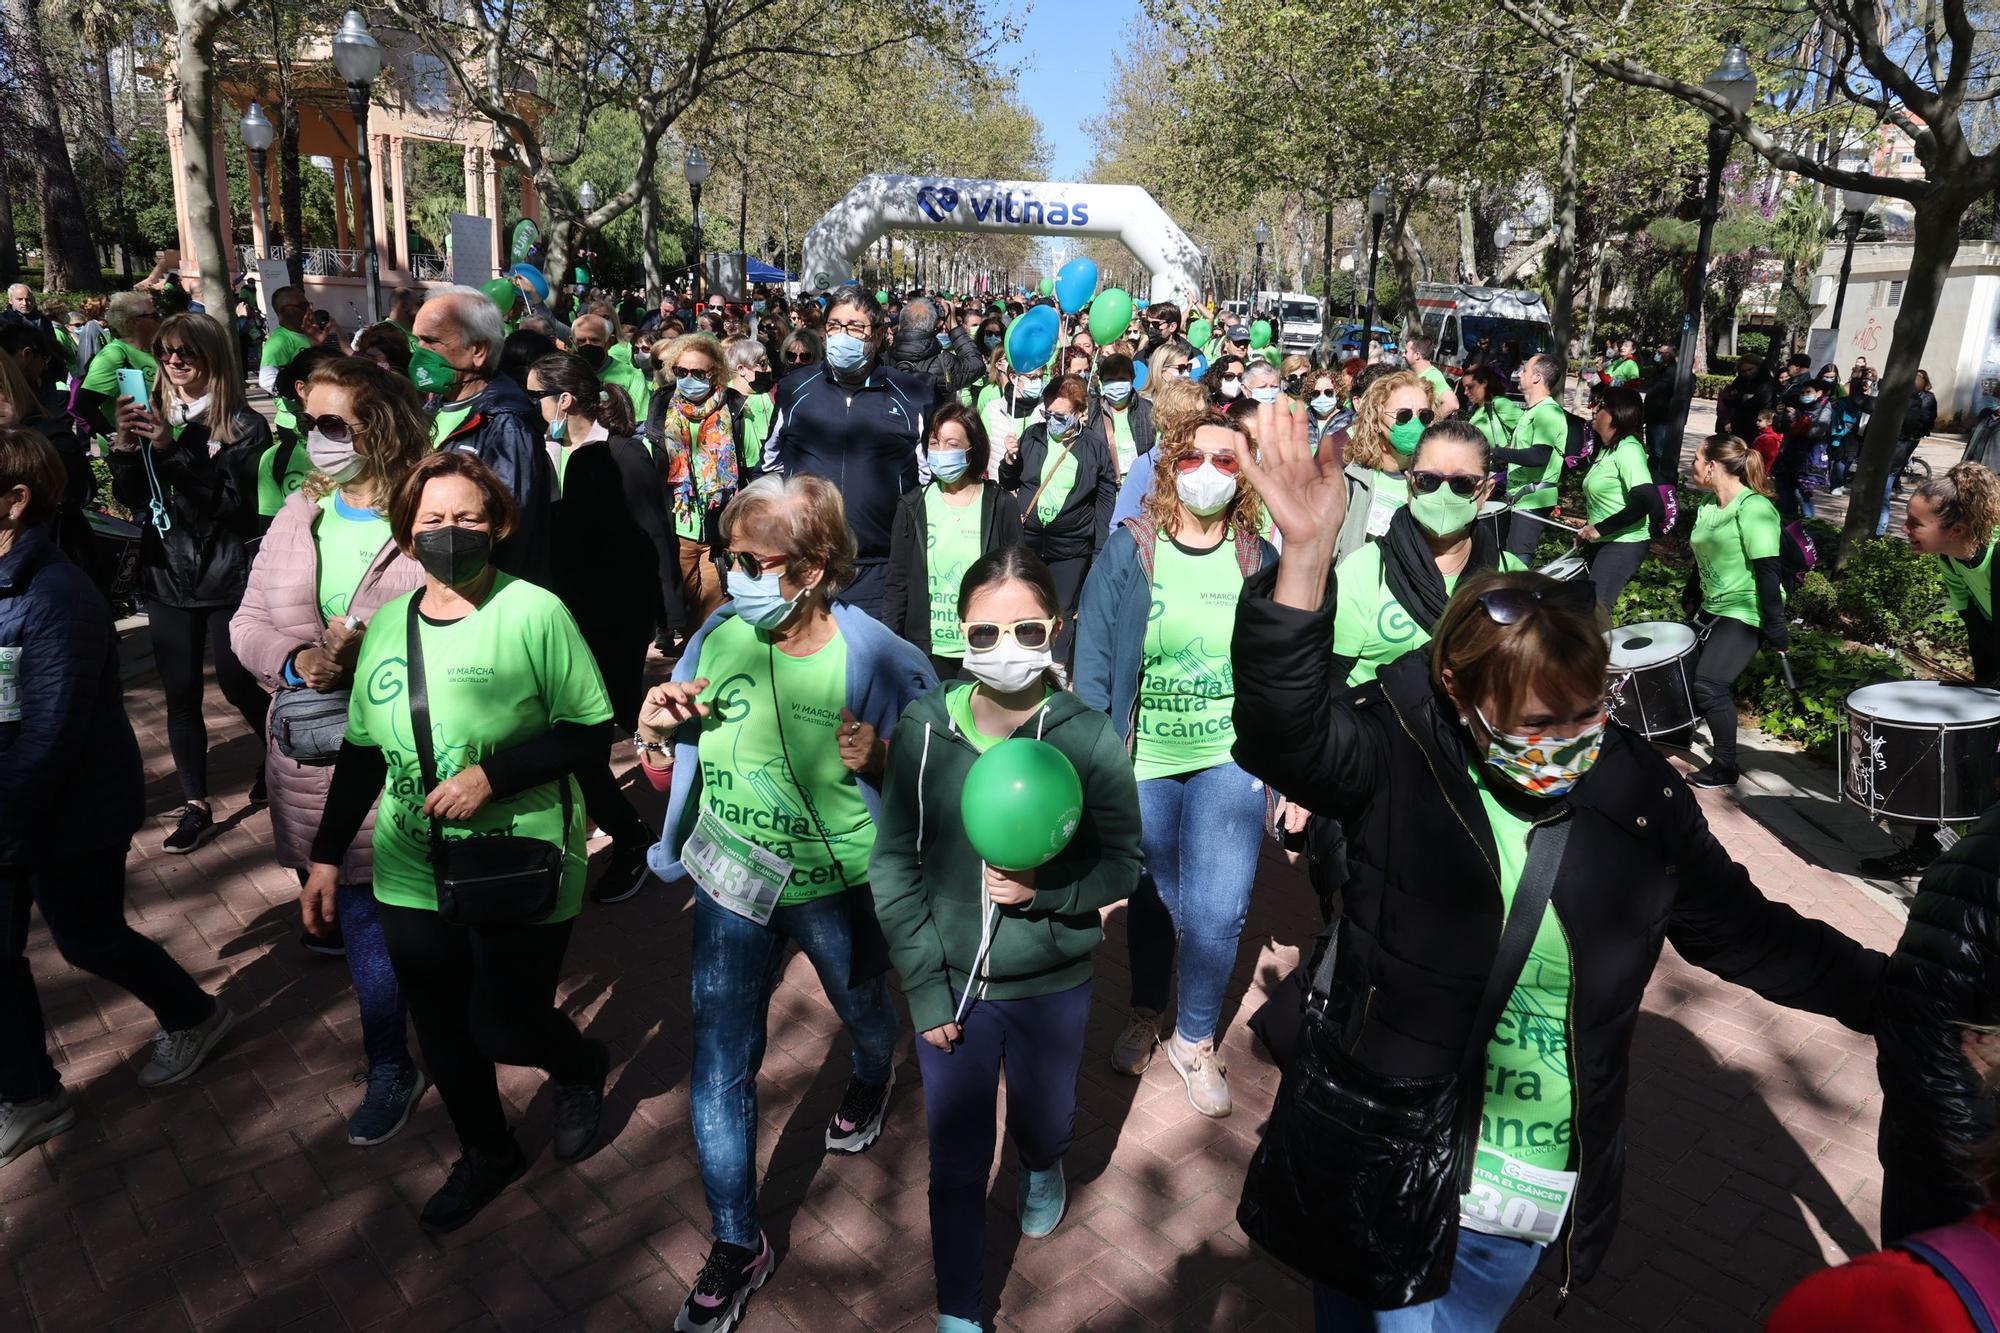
1473, 705, 1605, 798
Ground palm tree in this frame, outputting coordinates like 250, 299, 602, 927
1768, 183, 1831, 359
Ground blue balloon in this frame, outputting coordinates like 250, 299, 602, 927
1132, 360, 1150, 391
1054, 257, 1099, 314
1006, 305, 1060, 373
509, 263, 550, 302
1187, 352, 1209, 381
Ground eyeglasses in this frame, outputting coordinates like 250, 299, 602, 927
1392, 408, 1437, 426
1473, 581, 1598, 625
724, 550, 790, 578
1175, 451, 1241, 476
825, 319, 872, 337
157, 345, 199, 364
1409, 471, 1485, 498
305, 413, 362, 443
962, 618, 1057, 652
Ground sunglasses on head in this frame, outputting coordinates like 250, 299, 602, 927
724, 550, 789, 579
961, 618, 1056, 652
1393, 407, 1437, 426
305, 413, 361, 443
1474, 581, 1598, 625
1175, 451, 1240, 476
1409, 470, 1484, 497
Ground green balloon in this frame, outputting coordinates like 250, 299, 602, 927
1250, 319, 1274, 350
1187, 318, 1213, 349
960, 739, 1084, 871
480, 277, 518, 314
1088, 288, 1134, 345
1038, 277, 1056, 297
876, 288, 889, 303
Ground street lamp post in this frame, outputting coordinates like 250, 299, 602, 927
332, 9, 384, 325
1828, 185, 1876, 340
575, 178, 597, 294
239, 102, 275, 261
1253, 219, 1269, 311
1364, 182, 1390, 357
1663, 41, 1756, 474
684, 146, 710, 305
106, 137, 132, 284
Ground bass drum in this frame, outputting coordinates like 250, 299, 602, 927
1606, 621, 1699, 739
1845, 681, 2000, 824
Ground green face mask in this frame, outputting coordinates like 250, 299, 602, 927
408, 346, 458, 393
1409, 484, 1480, 537
1388, 418, 1425, 456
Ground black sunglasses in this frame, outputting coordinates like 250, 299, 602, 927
1393, 407, 1437, 426
784, 351, 814, 364
1409, 470, 1484, 498
305, 413, 361, 443
1475, 581, 1598, 625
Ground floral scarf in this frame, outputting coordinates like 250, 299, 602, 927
671, 394, 738, 519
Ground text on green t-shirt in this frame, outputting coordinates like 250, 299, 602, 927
925, 485, 983, 657
314, 492, 391, 621
1133, 534, 1243, 782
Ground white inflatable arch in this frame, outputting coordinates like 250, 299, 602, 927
797, 174, 1203, 306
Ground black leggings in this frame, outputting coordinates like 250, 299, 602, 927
148, 599, 269, 803
573, 625, 653, 851
1504, 509, 1550, 565
1043, 554, 1090, 665
1692, 616, 1762, 771
376, 902, 600, 1155
1585, 541, 1648, 614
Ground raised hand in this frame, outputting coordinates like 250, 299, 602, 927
638, 678, 710, 744
1239, 398, 1350, 611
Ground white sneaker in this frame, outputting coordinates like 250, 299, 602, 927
138, 1002, 237, 1089
1165, 1033, 1232, 1118
0, 1088, 78, 1166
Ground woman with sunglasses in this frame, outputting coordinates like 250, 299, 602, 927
1573, 385, 1663, 612
1144, 339, 1196, 402
1459, 364, 1522, 452
230, 358, 429, 1144
1330, 369, 1435, 566
1075, 411, 1276, 1118
884, 401, 1023, 679
107, 311, 273, 854
871, 546, 1143, 1333
1231, 399, 1884, 1327
637, 475, 934, 1331
982, 360, 1050, 480
777, 329, 823, 379
1205, 353, 1248, 408
1001, 374, 1117, 663
655, 333, 742, 631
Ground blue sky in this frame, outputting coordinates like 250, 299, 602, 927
992, 0, 1138, 179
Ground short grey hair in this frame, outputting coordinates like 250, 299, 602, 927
105, 290, 156, 338
430, 285, 506, 366
1242, 360, 1281, 387
899, 297, 939, 336
1524, 353, 1566, 396
727, 338, 768, 373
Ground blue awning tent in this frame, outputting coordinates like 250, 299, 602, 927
745, 258, 792, 283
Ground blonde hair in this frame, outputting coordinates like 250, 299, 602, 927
0, 348, 37, 426
300, 357, 434, 506
1698, 434, 1773, 499
1141, 410, 1265, 538
1147, 377, 1208, 446
660, 332, 727, 400
1347, 369, 1431, 472
720, 474, 858, 595
1914, 462, 2000, 539
152, 312, 253, 444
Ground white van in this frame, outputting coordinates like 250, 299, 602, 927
1255, 290, 1325, 353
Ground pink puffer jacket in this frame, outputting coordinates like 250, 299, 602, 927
229, 489, 425, 878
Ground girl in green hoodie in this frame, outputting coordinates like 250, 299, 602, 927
870, 546, 1143, 1333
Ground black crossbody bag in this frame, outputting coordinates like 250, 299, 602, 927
1237, 818, 1571, 1309
405, 597, 570, 924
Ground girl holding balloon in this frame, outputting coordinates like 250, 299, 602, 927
870, 546, 1143, 1333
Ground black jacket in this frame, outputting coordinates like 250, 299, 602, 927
881, 481, 1023, 654
1001, 420, 1117, 563
1902, 389, 1939, 443
1716, 373, 1774, 438
1228, 566, 1884, 1289
107, 407, 271, 608
548, 434, 681, 669
1087, 394, 1157, 460
886, 325, 984, 398
1876, 807, 2000, 1241
763, 361, 933, 563
434, 375, 554, 584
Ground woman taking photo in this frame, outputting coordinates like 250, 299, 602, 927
303, 450, 615, 1233
108, 310, 273, 853
871, 547, 1143, 1333
526, 351, 678, 906
638, 475, 934, 1332
884, 401, 1023, 678
1682, 434, 1790, 791
1229, 401, 1884, 1328
1331, 370, 1434, 565
1075, 412, 1276, 1118
1572, 385, 1662, 611
231, 358, 428, 1144
1000, 374, 1117, 660
1459, 364, 1522, 452
658, 333, 742, 629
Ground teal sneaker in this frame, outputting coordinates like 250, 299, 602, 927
938, 1316, 983, 1333
1018, 1162, 1067, 1238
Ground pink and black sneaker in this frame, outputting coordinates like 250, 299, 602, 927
823, 1072, 894, 1154
674, 1232, 775, 1332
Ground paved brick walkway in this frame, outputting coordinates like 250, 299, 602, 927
1, 647, 1908, 1331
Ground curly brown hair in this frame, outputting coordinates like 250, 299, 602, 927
1347, 369, 1432, 472
1140, 409, 1264, 538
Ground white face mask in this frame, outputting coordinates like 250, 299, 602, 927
1176, 461, 1239, 517
962, 637, 1053, 693
168, 393, 212, 428
306, 428, 365, 483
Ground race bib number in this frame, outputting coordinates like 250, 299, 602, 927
0, 646, 20, 723
1459, 1146, 1577, 1245
1366, 494, 1397, 538
684, 806, 792, 925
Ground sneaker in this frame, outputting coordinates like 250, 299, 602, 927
248, 769, 268, 804
674, 1233, 776, 1332
824, 1072, 893, 1153
1684, 761, 1739, 790
419, 1137, 529, 1233
1165, 1033, 1232, 1119
938, 1317, 984, 1333
552, 1041, 610, 1163
1, 1089, 78, 1166
1860, 844, 1939, 881
1110, 1008, 1161, 1076
1018, 1162, 1067, 1238
590, 841, 652, 905
137, 1001, 237, 1089
347, 1063, 427, 1147
300, 929, 346, 957
162, 804, 215, 854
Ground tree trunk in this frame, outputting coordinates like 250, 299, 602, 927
0, 143, 18, 286
173, 16, 234, 305
640, 182, 661, 301
7, 0, 103, 290
1457, 191, 1479, 284
1839, 195, 1962, 563
1582, 244, 1605, 351
1548, 52, 1581, 354
279, 102, 304, 285
1319, 192, 1335, 329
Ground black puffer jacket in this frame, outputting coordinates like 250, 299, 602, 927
885, 324, 983, 398
106, 406, 271, 609
1229, 565, 1885, 1291
1876, 808, 2000, 1242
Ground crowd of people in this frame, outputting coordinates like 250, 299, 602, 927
1, 268, 1996, 1333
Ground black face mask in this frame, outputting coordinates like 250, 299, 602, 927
750, 368, 776, 394
413, 526, 492, 586
577, 344, 609, 373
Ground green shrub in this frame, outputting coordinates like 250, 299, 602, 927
1834, 536, 1956, 645
1739, 629, 1910, 756
1736, 331, 1771, 359
1696, 373, 1732, 400
1612, 557, 1687, 625
1789, 570, 1838, 627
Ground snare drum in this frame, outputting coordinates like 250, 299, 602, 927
1844, 681, 2000, 823
1606, 621, 1699, 738
85, 510, 143, 603
1538, 553, 1589, 582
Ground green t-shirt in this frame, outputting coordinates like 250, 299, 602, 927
257, 427, 312, 517
691, 618, 874, 905
314, 493, 391, 621
80, 338, 158, 404
262, 325, 313, 431
1418, 364, 1451, 406
1105, 405, 1136, 477
1363, 471, 1410, 541
1469, 397, 1523, 452
1939, 527, 2000, 618
1582, 435, 1654, 544
431, 400, 476, 448
1033, 432, 1083, 525
740, 393, 774, 472
1132, 534, 1243, 782
1692, 490, 1783, 628
1331, 543, 1526, 686
1462, 769, 1577, 1240
1607, 357, 1642, 385
1508, 399, 1568, 512
943, 681, 1051, 754
603, 358, 652, 422
924, 484, 983, 658
345, 575, 611, 920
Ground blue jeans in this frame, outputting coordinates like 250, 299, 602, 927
690, 888, 900, 1246
1129, 761, 1266, 1044
1313, 1231, 1544, 1332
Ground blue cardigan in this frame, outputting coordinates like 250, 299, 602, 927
649, 599, 938, 883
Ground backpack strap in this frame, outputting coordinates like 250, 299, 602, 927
1233, 522, 1263, 578
1897, 1222, 2000, 1333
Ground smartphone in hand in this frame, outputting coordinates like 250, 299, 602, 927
115, 366, 148, 406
